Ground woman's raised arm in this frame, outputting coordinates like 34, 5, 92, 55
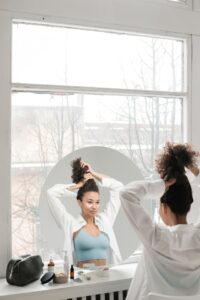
47, 184, 76, 231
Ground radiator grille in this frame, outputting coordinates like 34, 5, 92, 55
67, 290, 128, 300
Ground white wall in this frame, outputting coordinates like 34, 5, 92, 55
0, 0, 200, 277
0, 0, 200, 35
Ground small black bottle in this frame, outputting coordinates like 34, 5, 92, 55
70, 264, 74, 280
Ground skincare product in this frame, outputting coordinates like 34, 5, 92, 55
47, 257, 55, 272
63, 251, 69, 281
70, 264, 74, 280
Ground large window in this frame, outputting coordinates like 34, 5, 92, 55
12, 22, 186, 258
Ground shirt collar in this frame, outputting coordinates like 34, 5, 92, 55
77, 214, 101, 226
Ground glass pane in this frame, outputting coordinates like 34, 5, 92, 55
12, 23, 185, 92
12, 92, 183, 257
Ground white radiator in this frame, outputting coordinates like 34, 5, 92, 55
67, 290, 128, 300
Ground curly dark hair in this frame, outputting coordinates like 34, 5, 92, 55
71, 157, 89, 184
77, 179, 99, 201
70, 158, 99, 201
157, 142, 199, 215
160, 175, 193, 215
155, 142, 199, 181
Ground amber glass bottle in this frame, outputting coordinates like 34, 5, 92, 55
70, 264, 74, 280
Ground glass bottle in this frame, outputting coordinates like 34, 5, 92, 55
63, 251, 69, 281
70, 264, 74, 280
47, 257, 55, 272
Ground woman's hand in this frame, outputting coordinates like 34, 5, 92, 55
66, 181, 85, 191
67, 170, 94, 192
187, 164, 199, 176
82, 172, 94, 182
80, 159, 105, 182
80, 160, 96, 180
80, 160, 93, 174
164, 178, 176, 189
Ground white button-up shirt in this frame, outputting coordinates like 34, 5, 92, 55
47, 177, 123, 266
120, 175, 200, 300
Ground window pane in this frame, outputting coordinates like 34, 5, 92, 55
12, 93, 183, 257
12, 23, 185, 92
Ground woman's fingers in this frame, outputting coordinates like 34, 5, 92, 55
80, 160, 85, 168
80, 160, 88, 169
83, 172, 94, 181
80, 160, 92, 173
187, 164, 199, 176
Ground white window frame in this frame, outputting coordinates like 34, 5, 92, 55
12, 21, 189, 99
0, 9, 193, 278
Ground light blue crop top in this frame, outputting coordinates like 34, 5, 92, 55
73, 229, 110, 262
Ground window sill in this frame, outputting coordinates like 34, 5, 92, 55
0, 263, 137, 300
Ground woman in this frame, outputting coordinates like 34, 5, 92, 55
47, 158, 123, 268
120, 143, 200, 299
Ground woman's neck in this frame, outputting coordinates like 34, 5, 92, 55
81, 214, 94, 224
168, 214, 187, 226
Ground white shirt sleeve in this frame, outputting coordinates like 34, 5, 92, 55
120, 179, 165, 247
100, 177, 124, 226
47, 184, 76, 231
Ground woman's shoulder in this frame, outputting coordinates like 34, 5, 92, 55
154, 223, 200, 243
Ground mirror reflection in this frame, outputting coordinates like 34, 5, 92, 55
47, 158, 123, 268
39, 146, 145, 266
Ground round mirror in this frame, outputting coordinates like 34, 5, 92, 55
38, 146, 147, 262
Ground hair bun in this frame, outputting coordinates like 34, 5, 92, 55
71, 157, 88, 183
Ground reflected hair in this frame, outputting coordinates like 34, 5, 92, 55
70, 157, 99, 201
71, 157, 88, 184
77, 179, 99, 201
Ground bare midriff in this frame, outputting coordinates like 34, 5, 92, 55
77, 259, 106, 268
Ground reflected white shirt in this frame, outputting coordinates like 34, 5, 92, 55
47, 177, 123, 266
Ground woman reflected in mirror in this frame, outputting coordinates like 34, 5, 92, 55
47, 158, 123, 268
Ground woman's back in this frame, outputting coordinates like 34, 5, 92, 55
128, 223, 200, 300
121, 143, 200, 300
147, 223, 200, 292
120, 175, 200, 300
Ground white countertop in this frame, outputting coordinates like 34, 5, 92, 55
0, 263, 137, 300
